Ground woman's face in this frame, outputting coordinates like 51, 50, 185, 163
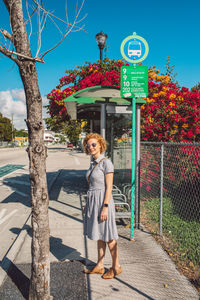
87, 138, 101, 158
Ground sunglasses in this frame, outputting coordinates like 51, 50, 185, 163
87, 143, 97, 149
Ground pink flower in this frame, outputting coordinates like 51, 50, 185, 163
146, 185, 151, 191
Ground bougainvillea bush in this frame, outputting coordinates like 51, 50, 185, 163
141, 67, 200, 142
47, 59, 127, 122
47, 59, 200, 143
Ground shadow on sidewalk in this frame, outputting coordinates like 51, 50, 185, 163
1, 170, 69, 207
50, 169, 88, 199
10, 224, 86, 263
115, 276, 156, 300
1, 169, 94, 298
1, 168, 88, 207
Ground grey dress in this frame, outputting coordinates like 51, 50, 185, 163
84, 154, 119, 242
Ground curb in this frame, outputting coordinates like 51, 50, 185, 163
0, 147, 26, 152
0, 169, 61, 287
0, 214, 31, 287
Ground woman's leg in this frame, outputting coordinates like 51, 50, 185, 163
102, 239, 122, 279
83, 240, 106, 274
107, 239, 120, 269
96, 240, 106, 268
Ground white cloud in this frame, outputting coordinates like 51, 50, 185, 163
0, 89, 49, 129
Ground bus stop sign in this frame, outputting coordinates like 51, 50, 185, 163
120, 33, 149, 64
120, 66, 148, 98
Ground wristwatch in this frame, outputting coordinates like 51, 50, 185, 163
104, 203, 108, 207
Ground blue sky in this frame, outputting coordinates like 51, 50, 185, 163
0, 0, 200, 128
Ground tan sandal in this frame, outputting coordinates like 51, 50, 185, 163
83, 266, 105, 274
102, 266, 122, 279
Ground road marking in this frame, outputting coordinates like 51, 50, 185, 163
0, 208, 18, 226
0, 164, 7, 168
74, 157, 81, 165
0, 164, 26, 179
0, 209, 6, 220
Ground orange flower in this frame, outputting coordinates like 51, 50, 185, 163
148, 117, 153, 123
158, 91, 166, 97
177, 96, 184, 101
170, 130, 177, 135
169, 93, 176, 100
162, 86, 169, 92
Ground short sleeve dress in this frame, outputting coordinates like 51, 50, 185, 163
84, 154, 119, 242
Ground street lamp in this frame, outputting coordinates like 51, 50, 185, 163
96, 31, 107, 62
95, 32, 108, 139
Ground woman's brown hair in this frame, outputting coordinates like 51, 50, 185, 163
83, 133, 107, 155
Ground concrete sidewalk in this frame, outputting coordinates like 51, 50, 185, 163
0, 168, 199, 299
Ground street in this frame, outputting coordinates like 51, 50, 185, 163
0, 146, 89, 263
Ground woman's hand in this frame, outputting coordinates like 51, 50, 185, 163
100, 207, 108, 222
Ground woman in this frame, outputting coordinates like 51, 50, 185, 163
83, 133, 122, 279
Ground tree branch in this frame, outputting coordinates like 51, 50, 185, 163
0, 46, 44, 63
0, 46, 20, 65
26, 0, 33, 42
32, 0, 87, 33
39, 28, 73, 59
1, 29, 13, 42
25, 2, 38, 25
1, 0, 86, 63
39, 0, 86, 59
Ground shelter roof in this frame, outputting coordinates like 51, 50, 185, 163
63, 86, 146, 105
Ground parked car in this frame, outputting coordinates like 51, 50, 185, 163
67, 143, 74, 148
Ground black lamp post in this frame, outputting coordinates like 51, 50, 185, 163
96, 31, 108, 62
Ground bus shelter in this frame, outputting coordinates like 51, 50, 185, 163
64, 86, 146, 239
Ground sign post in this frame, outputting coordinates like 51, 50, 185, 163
120, 33, 149, 240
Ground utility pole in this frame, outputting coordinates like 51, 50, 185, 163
11, 113, 14, 142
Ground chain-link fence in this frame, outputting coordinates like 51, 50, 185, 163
140, 142, 200, 267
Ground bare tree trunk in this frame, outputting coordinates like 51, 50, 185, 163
3, 1, 51, 299
2, 1, 85, 298
20, 63, 51, 300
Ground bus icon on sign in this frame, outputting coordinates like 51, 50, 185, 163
128, 40, 141, 57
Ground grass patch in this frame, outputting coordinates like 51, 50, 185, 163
142, 197, 200, 266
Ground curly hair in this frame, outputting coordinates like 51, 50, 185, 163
83, 133, 107, 155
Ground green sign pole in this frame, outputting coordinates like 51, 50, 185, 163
120, 33, 149, 241
130, 96, 136, 240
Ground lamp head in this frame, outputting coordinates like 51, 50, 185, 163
96, 32, 108, 49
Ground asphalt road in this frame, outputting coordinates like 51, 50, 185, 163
0, 147, 29, 166
0, 147, 30, 262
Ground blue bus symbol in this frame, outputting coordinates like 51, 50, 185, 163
128, 40, 141, 57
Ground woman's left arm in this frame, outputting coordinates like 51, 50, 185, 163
100, 172, 113, 222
